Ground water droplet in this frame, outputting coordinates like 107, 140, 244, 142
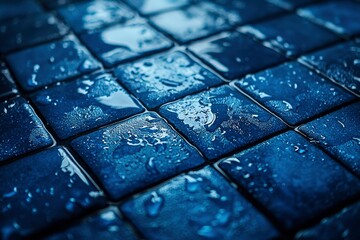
185, 175, 202, 193
144, 192, 164, 218
197, 225, 218, 239
145, 157, 159, 174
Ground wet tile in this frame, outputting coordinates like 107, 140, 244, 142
115, 51, 222, 109
0, 0, 42, 21
268, 0, 320, 10
0, 97, 53, 162
298, 103, 360, 177
219, 131, 360, 231
121, 167, 279, 240
150, 2, 241, 44
0, 147, 106, 239
0, 13, 68, 54
71, 112, 204, 201
39, 0, 84, 10
300, 41, 360, 95
235, 62, 355, 125
124, 0, 190, 15
45, 208, 137, 240
31, 72, 144, 139
295, 201, 360, 240
159, 85, 287, 160
240, 14, 339, 57
58, 0, 135, 33
0, 62, 18, 100
298, 1, 360, 37
80, 23, 172, 67
189, 32, 286, 80
7, 36, 101, 91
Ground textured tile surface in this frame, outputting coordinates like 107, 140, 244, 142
219, 131, 360, 230
124, 0, 190, 15
0, 62, 17, 100
115, 51, 222, 109
71, 112, 204, 201
122, 167, 279, 240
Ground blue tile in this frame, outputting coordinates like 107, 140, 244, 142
235, 62, 355, 125
268, 0, 320, 10
295, 201, 360, 240
219, 131, 360, 231
71, 112, 204, 201
0, 97, 53, 162
115, 51, 223, 109
159, 85, 287, 160
300, 41, 360, 95
0, 0, 42, 21
124, 0, 190, 15
40, 0, 83, 9
298, 103, 360, 177
45, 208, 137, 240
121, 167, 279, 240
0, 147, 106, 239
7, 37, 101, 91
189, 32, 286, 80
150, 2, 241, 44
0, 62, 18, 100
58, 0, 135, 33
80, 23, 172, 67
240, 14, 339, 57
298, 1, 360, 37
0, 13, 69, 54
31, 72, 144, 139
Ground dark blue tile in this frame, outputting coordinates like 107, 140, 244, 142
159, 85, 287, 160
298, 103, 360, 177
300, 41, 360, 95
0, 13, 69, 54
219, 131, 360, 231
268, 0, 320, 10
298, 1, 360, 37
121, 167, 279, 240
189, 32, 286, 80
71, 112, 204, 201
124, 0, 190, 15
0, 97, 53, 162
7, 37, 101, 91
40, 0, 84, 10
0, 147, 106, 239
45, 208, 137, 240
31, 72, 144, 139
295, 201, 360, 240
58, 0, 135, 33
234, 62, 355, 125
115, 51, 223, 109
80, 23, 172, 67
0, 62, 18, 100
0, 0, 42, 21
150, 2, 241, 44
240, 14, 339, 57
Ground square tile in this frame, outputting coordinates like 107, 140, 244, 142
58, 0, 135, 33
124, 0, 190, 15
298, 103, 360, 177
219, 131, 360, 230
300, 41, 360, 95
7, 36, 101, 91
240, 14, 339, 57
298, 1, 360, 37
31, 72, 144, 139
0, 97, 53, 162
0, 0, 42, 21
71, 112, 204, 201
0, 62, 18, 100
189, 32, 286, 80
150, 2, 241, 44
159, 85, 287, 160
0, 147, 106, 239
268, 0, 320, 10
0, 13, 68, 54
121, 167, 279, 240
234, 62, 356, 125
80, 23, 172, 67
115, 51, 222, 109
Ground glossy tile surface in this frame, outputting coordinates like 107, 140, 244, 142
124, 0, 190, 15
122, 167, 279, 240
115, 51, 222, 109
219, 131, 360, 230
31, 72, 143, 139
0, 62, 18, 100
71, 112, 204, 201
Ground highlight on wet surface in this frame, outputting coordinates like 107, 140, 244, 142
124, 0, 190, 15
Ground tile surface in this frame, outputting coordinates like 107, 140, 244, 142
124, 0, 190, 15
0, 0, 42, 21
0, 62, 18, 100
